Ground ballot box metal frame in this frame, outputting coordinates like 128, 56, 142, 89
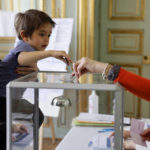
6, 71, 124, 150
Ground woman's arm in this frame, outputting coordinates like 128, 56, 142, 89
73, 57, 150, 101
114, 68, 150, 102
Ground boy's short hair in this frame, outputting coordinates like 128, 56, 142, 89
14, 9, 55, 40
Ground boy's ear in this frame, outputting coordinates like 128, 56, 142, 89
20, 30, 28, 41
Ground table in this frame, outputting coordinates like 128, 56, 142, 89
56, 126, 113, 150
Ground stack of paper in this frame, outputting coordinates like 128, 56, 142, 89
73, 118, 114, 127
73, 112, 130, 127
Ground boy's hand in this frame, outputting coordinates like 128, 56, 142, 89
50, 50, 72, 65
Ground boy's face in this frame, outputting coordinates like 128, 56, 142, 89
25, 23, 52, 51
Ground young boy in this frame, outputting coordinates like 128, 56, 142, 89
0, 9, 71, 149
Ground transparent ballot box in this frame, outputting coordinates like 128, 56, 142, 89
7, 71, 124, 150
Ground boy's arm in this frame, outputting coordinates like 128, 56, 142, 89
18, 50, 71, 66
16, 66, 38, 75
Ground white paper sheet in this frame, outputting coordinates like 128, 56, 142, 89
37, 18, 74, 71
0, 10, 17, 36
22, 88, 63, 117
130, 119, 146, 147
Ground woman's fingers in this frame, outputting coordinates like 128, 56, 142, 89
72, 62, 79, 78
72, 58, 89, 78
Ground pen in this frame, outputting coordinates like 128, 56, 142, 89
97, 128, 114, 133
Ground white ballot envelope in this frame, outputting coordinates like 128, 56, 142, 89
130, 119, 147, 147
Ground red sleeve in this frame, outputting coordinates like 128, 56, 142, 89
114, 68, 150, 102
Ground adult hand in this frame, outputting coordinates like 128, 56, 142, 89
123, 140, 136, 150
12, 123, 28, 133
109, 131, 135, 149
73, 57, 107, 78
140, 127, 150, 141
109, 130, 131, 139
16, 66, 38, 75
12, 123, 28, 142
